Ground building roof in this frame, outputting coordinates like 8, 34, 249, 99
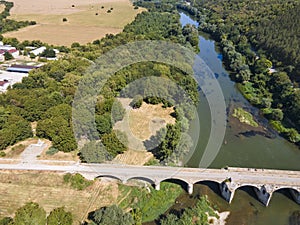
7, 64, 39, 73
9, 64, 38, 69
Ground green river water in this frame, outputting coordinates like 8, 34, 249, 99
171, 12, 300, 225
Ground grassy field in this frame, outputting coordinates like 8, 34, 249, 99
0, 170, 119, 224
4, 0, 145, 46
0, 171, 183, 224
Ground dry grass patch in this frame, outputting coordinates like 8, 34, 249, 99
0, 4, 5, 14
0, 170, 119, 224
128, 102, 176, 140
115, 98, 175, 141
114, 98, 175, 154
5, 0, 145, 46
113, 149, 154, 165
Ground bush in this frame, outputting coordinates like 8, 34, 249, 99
107, 10, 111, 13
4, 52, 13, 60
130, 95, 143, 109
89, 205, 133, 225
0, 151, 6, 157
134, 6, 139, 10
46, 147, 59, 155
63, 173, 93, 190
62, 18, 68, 22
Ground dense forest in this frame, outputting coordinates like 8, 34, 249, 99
177, 0, 300, 145
251, 3, 300, 79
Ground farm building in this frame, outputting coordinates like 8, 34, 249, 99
7, 64, 39, 73
0, 44, 20, 61
30, 46, 46, 56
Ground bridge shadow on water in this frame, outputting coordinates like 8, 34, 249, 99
236, 186, 260, 203
194, 180, 222, 197
274, 188, 295, 202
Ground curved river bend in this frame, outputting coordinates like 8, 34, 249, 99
173, 12, 300, 225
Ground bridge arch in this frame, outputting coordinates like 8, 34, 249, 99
273, 187, 300, 193
273, 187, 300, 204
126, 177, 155, 185
96, 175, 123, 182
159, 178, 190, 193
236, 184, 272, 206
194, 180, 222, 196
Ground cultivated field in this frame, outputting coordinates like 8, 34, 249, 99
0, 170, 119, 224
4, 0, 145, 46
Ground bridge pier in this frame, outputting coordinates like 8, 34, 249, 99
254, 185, 272, 206
219, 182, 234, 203
155, 183, 160, 191
289, 189, 300, 204
188, 183, 193, 195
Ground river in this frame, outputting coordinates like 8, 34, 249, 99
177, 12, 300, 225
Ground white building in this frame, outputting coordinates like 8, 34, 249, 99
0, 44, 20, 61
30, 46, 46, 56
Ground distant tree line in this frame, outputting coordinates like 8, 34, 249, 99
0, 1, 36, 33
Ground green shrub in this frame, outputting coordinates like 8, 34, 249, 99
63, 173, 93, 190
46, 147, 59, 155
0, 151, 6, 157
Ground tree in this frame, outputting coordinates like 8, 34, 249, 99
130, 95, 143, 109
30, 52, 36, 59
80, 141, 112, 163
101, 130, 128, 157
89, 205, 133, 225
254, 58, 272, 74
95, 113, 112, 136
4, 51, 13, 60
0, 217, 13, 225
270, 108, 284, 121
62, 18, 68, 22
47, 207, 73, 225
14, 202, 46, 225
36, 116, 77, 152
40, 48, 56, 58
111, 100, 125, 123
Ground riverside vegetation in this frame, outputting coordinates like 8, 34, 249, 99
176, 0, 300, 145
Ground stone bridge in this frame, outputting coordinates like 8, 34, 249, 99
80, 164, 300, 206
0, 161, 299, 206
